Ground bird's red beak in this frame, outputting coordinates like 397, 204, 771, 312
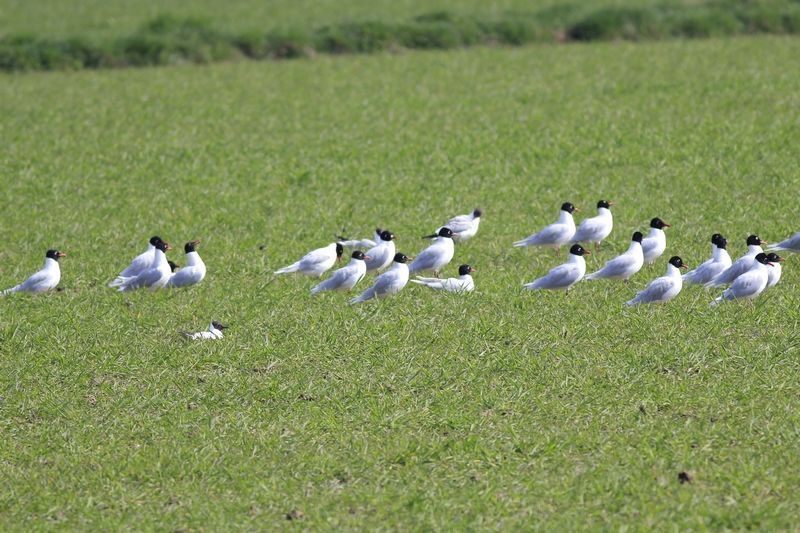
469, 267, 477, 273
583, 250, 592, 256
165, 242, 173, 251
663, 222, 672, 228
608, 201, 616, 206
56, 252, 67, 258
680, 264, 688, 269
573, 207, 581, 212
364, 255, 372, 261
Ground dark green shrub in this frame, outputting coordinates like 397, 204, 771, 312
567, 7, 664, 41
314, 21, 394, 54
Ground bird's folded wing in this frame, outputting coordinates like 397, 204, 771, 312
636, 277, 673, 301
444, 215, 472, 233
544, 264, 579, 287
573, 217, 602, 240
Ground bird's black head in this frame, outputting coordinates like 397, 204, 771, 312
597, 200, 613, 209
473, 208, 483, 218
168, 260, 180, 272
393, 253, 409, 264
184, 240, 200, 253
352, 250, 366, 260
650, 217, 670, 229
569, 244, 590, 256
211, 321, 228, 330
711, 233, 724, 245
438, 227, 454, 239
716, 237, 728, 250
149, 236, 163, 246
668, 256, 686, 269
46, 249, 66, 261
336, 243, 344, 257
560, 202, 576, 214
155, 240, 170, 252
746, 234, 764, 246
458, 264, 475, 276
767, 252, 784, 263
755, 253, 770, 265
632, 231, 644, 243
380, 230, 395, 242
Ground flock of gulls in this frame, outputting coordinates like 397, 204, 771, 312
2, 202, 798, 339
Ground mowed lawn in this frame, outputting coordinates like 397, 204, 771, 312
2, 37, 800, 529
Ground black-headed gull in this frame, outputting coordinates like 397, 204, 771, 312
683, 234, 731, 285
274, 242, 343, 278
412, 264, 476, 292
572, 200, 614, 250
585, 231, 644, 281
523, 244, 590, 291
182, 321, 228, 340
364, 230, 396, 272
705, 234, 766, 288
766, 252, 784, 288
1, 249, 66, 295
711, 253, 772, 305
109, 236, 164, 287
625, 256, 687, 306
513, 202, 577, 251
167, 240, 206, 288
311, 250, 369, 295
350, 253, 410, 304
115, 240, 174, 291
768, 232, 800, 253
410, 227, 455, 277
642, 217, 671, 265
434, 208, 482, 242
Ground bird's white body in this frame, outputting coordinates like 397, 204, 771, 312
115, 249, 172, 291
585, 240, 644, 281
440, 211, 481, 241
350, 261, 409, 304
182, 322, 224, 340
2, 257, 62, 295
109, 244, 154, 287
705, 245, 763, 287
409, 236, 455, 274
768, 232, 800, 253
412, 274, 474, 293
572, 207, 613, 245
365, 239, 396, 272
524, 252, 586, 291
167, 251, 206, 288
514, 209, 575, 249
767, 261, 782, 288
625, 263, 684, 306
339, 238, 377, 249
642, 227, 667, 265
711, 261, 770, 305
311, 256, 368, 295
683, 244, 732, 285
274, 243, 339, 278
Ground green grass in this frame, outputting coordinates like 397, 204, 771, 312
2, 36, 800, 529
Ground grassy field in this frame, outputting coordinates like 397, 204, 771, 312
2, 36, 800, 529
0, 0, 649, 38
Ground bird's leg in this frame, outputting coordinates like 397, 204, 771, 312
434, 270, 441, 278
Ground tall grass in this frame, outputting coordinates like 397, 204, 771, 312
2, 0, 800, 71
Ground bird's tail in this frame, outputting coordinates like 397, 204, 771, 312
624, 298, 639, 307
310, 283, 324, 296
513, 238, 531, 247
522, 281, 539, 290
710, 296, 724, 307
583, 272, 599, 281
349, 288, 373, 305
273, 262, 300, 275
1, 285, 20, 296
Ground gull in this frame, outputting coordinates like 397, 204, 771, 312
410, 227, 455, 276
364, 230, 397, 272
572, 200, 614, 250
766, 253, 784, 288
350, 253, 411, 304
523, 244, 590, 291
711, 253, 772, 305
337, 228, 380, 250
433, 208, 482, 242
625, 256, 687, 306
167, 240, 206, 288
181, 321, 228, 340
768, 232, 800, 253
311, 250, 369, 295
513, 202, 577, 251
412, 264, 476, 293
274, 242, 343, 278
705, 234, 767, 288
115, 240, 174, 291
585, 231, 644, 281
1, 249, 66, 295
109, 236, 164, 287
682, 233, 732, 285
642, 217, 671, 265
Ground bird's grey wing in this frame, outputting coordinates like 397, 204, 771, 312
602, 253, 637, 275
573, 217, 602, 241
410, 248, 439, 272
371, 270, 401, 295
683, 258, 714, 283
18, 270, 49, 292
544, 264, 580, 288
731, 272, 763, 298
634, 276, 673, 303
708, 258, 749, 286
301, 246, 333, 266
444, 214, 472, 233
